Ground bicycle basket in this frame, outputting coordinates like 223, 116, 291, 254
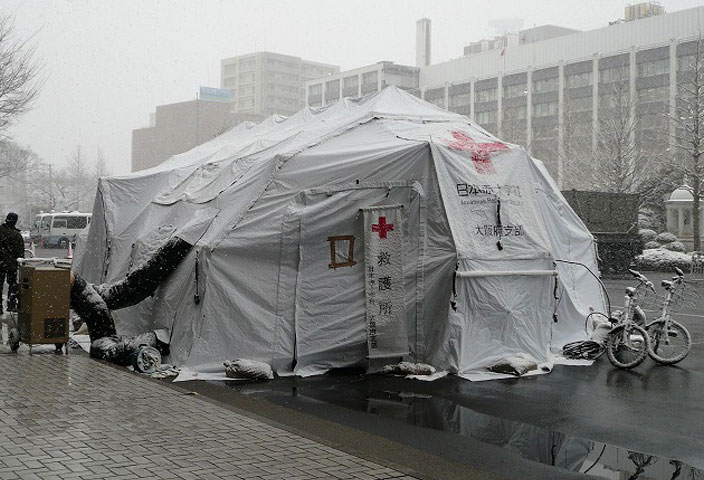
633, 286, 660, 311
668, 281, 699, 310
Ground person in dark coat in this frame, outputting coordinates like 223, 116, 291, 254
0, 212, 24, 313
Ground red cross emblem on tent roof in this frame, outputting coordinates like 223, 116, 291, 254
372, 216, 394, 239
447, 130, 509, 175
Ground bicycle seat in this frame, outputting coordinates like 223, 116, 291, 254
662, 280, 672, 289
626, 286, 636, 297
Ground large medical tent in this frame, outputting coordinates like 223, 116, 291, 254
75, 86, 605, 377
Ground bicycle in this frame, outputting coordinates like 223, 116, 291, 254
584, 269, 651, 369
644, 267, 692, 365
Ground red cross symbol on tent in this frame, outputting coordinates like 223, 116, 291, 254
372, 216, 394, 239
447, 130, 509, 174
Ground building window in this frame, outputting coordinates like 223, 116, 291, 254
449, 92, 471, 108
239, 86, 255, 96
533, 101, 557, 117
327, 236, 357, 269
566, 96, 592, 112
503, 105, 526, 120
362, 71, 378, 86
678, 54, 697, 72
343, 76, 358, 89
427, 97, 445, 109
600, 65, 629, 83
241, 59, 256, 70
223, 64, 237, 75
239, 73, 256, 84
503, 83, 527, 98
475, 87, 497, 103
638, 86, 669, 103
308, 84, 322, 96
566, 71, 593, 88
476, 110, 497, 124
326, 79, 340, 98
638, 58, 670, 77
533, 77, 558, 93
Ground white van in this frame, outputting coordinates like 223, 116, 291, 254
31, 212, 92, 248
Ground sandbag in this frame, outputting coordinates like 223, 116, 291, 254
381, 362, 437, 375
488, 353, 538, 376
223, 359, 274, 380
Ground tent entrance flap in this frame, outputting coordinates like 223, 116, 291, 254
447, 259, 556, 373
292, 185, 422, 376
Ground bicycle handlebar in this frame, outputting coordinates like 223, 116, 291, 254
628, 268, 652, 284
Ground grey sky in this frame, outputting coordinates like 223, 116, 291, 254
4, 0, 704, 175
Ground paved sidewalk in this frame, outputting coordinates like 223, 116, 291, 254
0, 350, 419, 480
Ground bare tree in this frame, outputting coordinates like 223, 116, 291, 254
0, 15, 42, 133
59, 145, 93, 210
560, 94, 595, 190
0, 139, 32, 181
670, 36, 704, 251
591, 80, 666, 201
94, 148, 110, 181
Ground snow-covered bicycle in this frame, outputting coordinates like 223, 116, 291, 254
584, 269, 651, 369
644, 267, 692, 365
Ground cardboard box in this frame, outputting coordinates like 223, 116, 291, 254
18, 266, 70, 345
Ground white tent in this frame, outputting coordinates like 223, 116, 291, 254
75, 86, 605, 378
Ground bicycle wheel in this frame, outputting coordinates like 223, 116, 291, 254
646, 319, 691, 365
606, 324, 649, 369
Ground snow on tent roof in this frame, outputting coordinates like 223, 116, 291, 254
76, 86, 604, 379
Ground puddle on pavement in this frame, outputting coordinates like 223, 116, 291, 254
220, 380, 703, 479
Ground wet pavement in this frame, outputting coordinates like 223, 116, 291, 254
3, 265, 703, 479
0, 345, 422, 480
178, 271, 704, 479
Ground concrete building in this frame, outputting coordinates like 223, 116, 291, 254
220, 51, 339, 117
417, 3, 703, 188
131, 98, 262, 172
305, 3, 704, 191
306, 61, 420, 108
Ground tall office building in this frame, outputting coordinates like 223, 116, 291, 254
305, 3, 703, 192
417, 3, 701, 189
221, 52, 339, 117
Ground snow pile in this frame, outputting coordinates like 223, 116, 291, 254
635, 248, 691, 272
381, 362, 437, 376
223, 359, 274, 380
487, 353, 538, 376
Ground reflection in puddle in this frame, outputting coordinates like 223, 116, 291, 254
364, 391, 703, 479
224, 378, 702, 480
